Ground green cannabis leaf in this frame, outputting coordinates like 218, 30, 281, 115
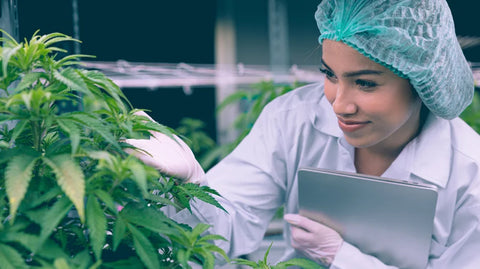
44, 154, 86, 222
0, 29, 231, 268
86, 195, 107, 261
232, 242, 323, 269
5, 152, 39, 221
173, 183, 227, 213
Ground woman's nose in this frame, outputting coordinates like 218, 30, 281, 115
332, 86, 357, 115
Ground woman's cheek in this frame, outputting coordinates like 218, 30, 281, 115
324, 83, 336, 104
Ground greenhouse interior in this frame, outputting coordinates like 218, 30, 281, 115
1, 0, 480, 268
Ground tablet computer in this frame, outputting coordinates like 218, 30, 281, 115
297, 167, 438, 269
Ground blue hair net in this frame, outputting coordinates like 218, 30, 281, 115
315, 0, 474, 119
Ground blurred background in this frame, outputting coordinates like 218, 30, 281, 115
3, 0, 480, 147
2, 0, 323, 148
2, 0, 480, 266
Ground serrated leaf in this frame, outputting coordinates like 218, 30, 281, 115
79, 70, 130, 110
176, 249, 189, 268
9, 120, 28, 146
93, 189, 116, 213
172, 190, 191, 212
112, 217, 127, 251
120, 203, 177, 236
196, 248, 215, 268
5, 153, 39, 221
145, 193, 179, 210
24, 196, 72, 251
127, 159, 147, 195
1, 232, 40, 253
53, 68, 90, 95
127, 224, 160, 269
197, 234, 227, 244
0, 113, 15, 125
15, 72, 44, 92
190, 223, 210, 243
43, 33, 78, 47
0, 243, 29, 269
199, 243, 229, 262
86, 195, 107, 261
1, 45, 21, 79
141, 121, 176, 140
54, 54, 88, 68
231, 258, 258, 267
67, 112, 119, 150
34, 239, 70, 261
263, 242, 273, 264
275, 258, 323, 269
86, 150, 112, 162
57, 118, 81, 154
174, 183, 227, 213
71, 250, 93, 269
199, 184, 222, 197
0, 29, 19, 46
43, 154, 85, 222
26, 185, 62, 209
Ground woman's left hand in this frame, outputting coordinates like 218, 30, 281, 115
284, 214, 343, 267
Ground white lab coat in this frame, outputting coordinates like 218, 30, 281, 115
173, 82, 480, 268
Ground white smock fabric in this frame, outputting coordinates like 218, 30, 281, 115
173, 82, 480, 268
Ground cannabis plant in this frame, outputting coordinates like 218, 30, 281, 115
232, 243, 322, 269
0, 29, 227, 268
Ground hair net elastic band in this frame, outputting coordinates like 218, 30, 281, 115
319, 33, 408, 79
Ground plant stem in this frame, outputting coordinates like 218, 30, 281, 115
32, 121, 40, 151
31, 120, 45, 152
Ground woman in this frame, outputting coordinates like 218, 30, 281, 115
128, 0, 480, 268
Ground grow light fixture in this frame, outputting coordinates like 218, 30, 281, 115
81, 60, 324, 95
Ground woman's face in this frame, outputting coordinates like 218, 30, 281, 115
321, 39, 422, 152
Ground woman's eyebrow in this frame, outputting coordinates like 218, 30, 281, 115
320, 59, 332, 70
321, 59, 384, 77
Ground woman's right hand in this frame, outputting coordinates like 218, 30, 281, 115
124, 111, 205, 184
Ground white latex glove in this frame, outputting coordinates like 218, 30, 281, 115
124, 111, 205, 184
284, 213, 343, 267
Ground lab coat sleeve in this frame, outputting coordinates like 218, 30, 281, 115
174, 103, 288, 258
331, 242, 397, 269
331, 204, 480, 269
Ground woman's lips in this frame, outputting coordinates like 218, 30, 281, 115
337, 118, 370, 133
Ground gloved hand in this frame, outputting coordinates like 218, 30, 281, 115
124, 111, 205, 184
284, 213, 343, 267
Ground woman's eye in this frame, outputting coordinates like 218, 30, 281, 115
319, 67, 337, 81
356, 79, 377, 89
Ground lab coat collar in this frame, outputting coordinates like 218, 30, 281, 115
408, 113, 452, 188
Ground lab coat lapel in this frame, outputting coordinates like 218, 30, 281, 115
409, 114, 452, 188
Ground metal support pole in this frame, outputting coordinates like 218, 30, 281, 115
72, 0, 81, 54
0, 0, 19, 41
268, 0, 289, 80
215, 0, 238, 145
